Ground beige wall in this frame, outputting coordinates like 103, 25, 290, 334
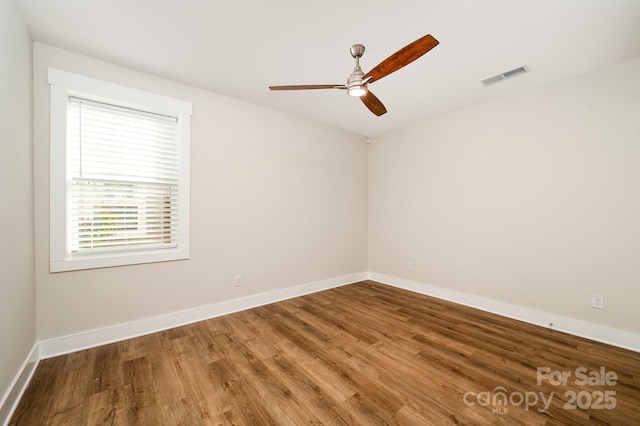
33, 43, 368, 340
0, 0, 35, 405
369, 57, 640, 334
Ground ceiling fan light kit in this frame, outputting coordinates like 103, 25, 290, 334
269, 34, 439, 116
347, 84, 367, 97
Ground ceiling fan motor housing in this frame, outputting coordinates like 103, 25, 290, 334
347, 67, 366, 96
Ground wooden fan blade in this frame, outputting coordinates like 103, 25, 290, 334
363, 34, 439, 84
360, 91, 387, 116
269, 84, 346, 90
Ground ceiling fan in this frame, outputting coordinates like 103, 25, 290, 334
269, 34, 439, 116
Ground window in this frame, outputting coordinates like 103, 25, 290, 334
49, 69, 192, 272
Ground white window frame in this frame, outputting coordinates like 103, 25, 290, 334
49, 68, 192, 272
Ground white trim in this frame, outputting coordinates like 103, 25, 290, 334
39, 272, 367, 359
47, 68, 192, 115
48, 83, 67, 267
0, 344, 39, 426
368, 272, 640, 353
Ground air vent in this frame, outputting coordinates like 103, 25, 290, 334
481, 65, 530, 87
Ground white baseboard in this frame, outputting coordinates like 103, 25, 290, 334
0, 343, 39, 426
369, 272, 640, 353
39, 272, 367, 359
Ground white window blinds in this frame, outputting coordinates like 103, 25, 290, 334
67, 97, 180, 253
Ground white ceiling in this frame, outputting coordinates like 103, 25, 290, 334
14, 0, 640, 137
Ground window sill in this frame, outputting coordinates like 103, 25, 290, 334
50, 247, 189, 273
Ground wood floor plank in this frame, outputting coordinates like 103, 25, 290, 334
10, 281, 640, 425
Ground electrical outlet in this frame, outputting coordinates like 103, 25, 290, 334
407, 261, 414, 271
235, 275, 243, 286
592, 294, 604, 310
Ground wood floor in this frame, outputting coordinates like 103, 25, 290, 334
10, 281, 640, 425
